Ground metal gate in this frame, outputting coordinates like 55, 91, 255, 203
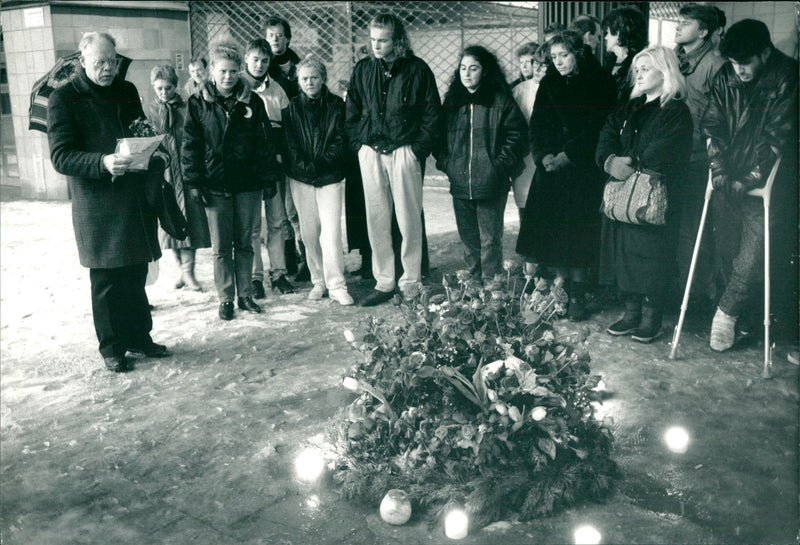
188, 1, 539, 98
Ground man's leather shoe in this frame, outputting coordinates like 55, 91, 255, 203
127, 342, 171, 358
272, 275, 295, 294
219, 301, 234, 320
104, 355, 132, 373
360, 289, 395, 307
238, 296, 262, 313
252, 279, 266, 299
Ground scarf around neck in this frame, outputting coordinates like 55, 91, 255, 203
677, 40, 715, 76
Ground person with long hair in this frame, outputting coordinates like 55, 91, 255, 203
601, 7, 648, 104
181, 34, 282, 320
596, 46, 693, 343
515, 30, 617, 321
146, 64, 211, 293
437, 45, 527, 283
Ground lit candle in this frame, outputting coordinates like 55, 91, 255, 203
380, 489, 412, 525
574, 524, 602, 544
664, 426, 690, 453
444, 507, 469, 539
294, 448, 325, 483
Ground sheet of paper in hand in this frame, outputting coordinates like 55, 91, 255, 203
115, 135, 165, 171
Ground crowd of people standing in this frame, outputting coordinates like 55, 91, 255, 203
47, 5, 798, 373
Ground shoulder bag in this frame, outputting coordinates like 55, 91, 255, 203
601, 168, 667, 226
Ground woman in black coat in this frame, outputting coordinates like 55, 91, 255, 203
596, 46, 693, 342
516, 31, 617, 320
146, 64, 210, 292
601, 7, 648, 105
437, 45, 528, 283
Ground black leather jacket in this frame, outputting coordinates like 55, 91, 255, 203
282, 86, 348, 187
702, 48, 798, 190
182, 81, 281, 194
345, 55, 441, 161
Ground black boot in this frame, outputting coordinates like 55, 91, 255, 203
632, 297, 663, 343
285, 238, 298, 276
607, 294, 642, 336
294, 241, 310, 282
568, 281, 588, 322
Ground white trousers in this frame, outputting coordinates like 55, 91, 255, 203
357, 145, 423, 292
289, 178, 346, 290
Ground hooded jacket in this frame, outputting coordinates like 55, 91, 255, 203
436, 82, 528, 200
282, 86, 348, 187
702, 48, 798, 191
181, 80, 281, 194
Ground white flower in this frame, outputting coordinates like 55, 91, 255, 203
487, 389, 498, 403
531, 406, 547, 421
344, 329, 356, 343
508, 406, 521, 422
495, 402, 508, 416
482, 359, 505, 378
342, 377, 359, 391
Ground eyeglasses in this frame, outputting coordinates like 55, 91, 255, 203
85, 56, 119, 70
532, 61, 548, 71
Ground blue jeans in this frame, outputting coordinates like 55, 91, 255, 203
205, 191, 261, 302
452, 193, 507, 281
716, 196, 764, 316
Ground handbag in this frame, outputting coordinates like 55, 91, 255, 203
602, 168, 668, 226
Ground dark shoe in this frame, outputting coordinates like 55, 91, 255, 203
238, 296, 262, 313
127, 342, 171, 358
252, 279, 266, 299
607, 316, 641, 336
360, 289, 395, 307
294, 263, 311, 283
104, 354, 133, 373
632, 299, 663, 343
219, 301, 234, 320
272, 275, 296, 294
568, 297, 588, 322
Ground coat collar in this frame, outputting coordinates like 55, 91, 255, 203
197, 79, 252, 104
71, 67, 126, 96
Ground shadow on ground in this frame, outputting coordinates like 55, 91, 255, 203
1, 197, 797, 544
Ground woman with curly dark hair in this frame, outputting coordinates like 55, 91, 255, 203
515, 31, 617, 320
602, 7, 648, 104
436, 45, 528, 284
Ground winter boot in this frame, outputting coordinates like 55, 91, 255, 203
568, 281, 588, 322
632, 297, 663, 343
607, 294, 642, 336
285, 238, 298, 276
294, 240, 311, 282
173, 249, 184, 289
179, 249, 202, 291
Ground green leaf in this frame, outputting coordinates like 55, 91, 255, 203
538, 437, 557, 459
417, 366, 437, 378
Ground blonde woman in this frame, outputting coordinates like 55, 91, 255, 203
595, 46, 693, 342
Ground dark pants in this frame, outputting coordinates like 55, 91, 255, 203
205, 191, 261, 302
453, 193, 507, 281
90, 264, 152, 358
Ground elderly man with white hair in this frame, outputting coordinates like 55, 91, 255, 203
48, 32, 170, 373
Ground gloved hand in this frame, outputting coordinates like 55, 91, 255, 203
190, 188, 210, 206
605, 155, 636, 180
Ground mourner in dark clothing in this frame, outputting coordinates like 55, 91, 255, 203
601, 7, 648, 105
48, 32, 169, 372
703, 19, 799, 351
596, 46, 694, 343
437, 45, 527, 282
516, 30, 617, 321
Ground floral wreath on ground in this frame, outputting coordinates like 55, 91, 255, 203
331, 264, 619, 528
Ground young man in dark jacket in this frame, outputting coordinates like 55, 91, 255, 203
48, 32, 168, 373
703, 19, 799, 352
345, 13, 441, 306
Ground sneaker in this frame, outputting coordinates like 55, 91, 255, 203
252, 279, 266, 299
272, 275, 295, 294
329, 288, 354, 306
631, 326, 663, 343
710, 307, 736, 352
308, 284, 327, 300
219, 301, 234, 320
607, 315, 641, 336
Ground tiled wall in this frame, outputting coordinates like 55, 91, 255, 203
1, 3, 190, 199
714, 1, 798, 58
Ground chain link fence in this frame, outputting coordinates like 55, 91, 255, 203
189, 1, 539, 98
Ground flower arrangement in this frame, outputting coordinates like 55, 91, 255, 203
129, 117, 161, 137
332, 263, 618, 527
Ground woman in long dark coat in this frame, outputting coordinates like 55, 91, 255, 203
146, 65, 211, 291
595, 46, 693, 343
601, 7, 648, 105
516, 30, 616, 320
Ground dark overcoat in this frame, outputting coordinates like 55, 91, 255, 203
145, 96, 211, 250
48, 70, 161, 269
595, 96, 694, 299
515, 56, 617, 267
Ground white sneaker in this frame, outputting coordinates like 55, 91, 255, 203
308, 284, 327, 300
329, 288, 354, 306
